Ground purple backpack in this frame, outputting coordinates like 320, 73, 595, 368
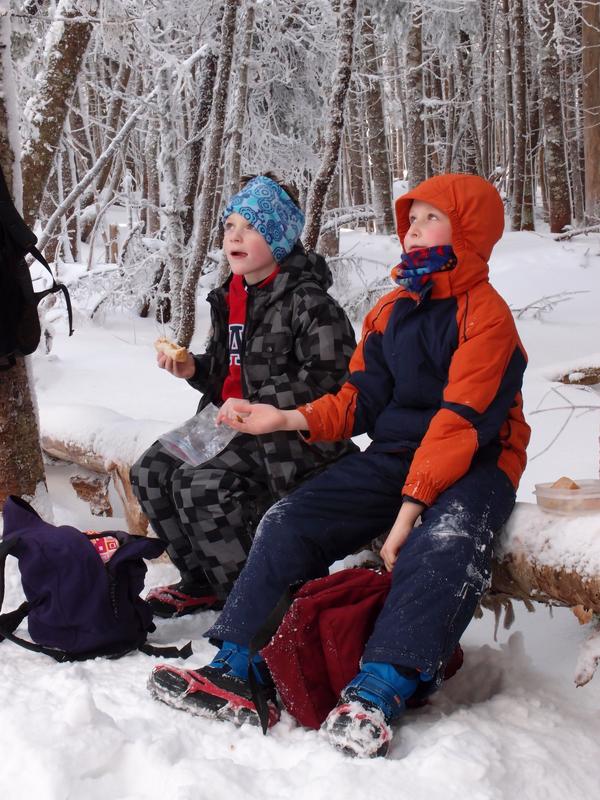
0, 496, 191, 661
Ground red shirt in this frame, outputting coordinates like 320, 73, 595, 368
221, 269, 279, 401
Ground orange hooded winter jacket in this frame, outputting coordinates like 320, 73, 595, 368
298, 174, 530, 507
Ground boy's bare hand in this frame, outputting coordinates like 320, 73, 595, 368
216, 400, 307, 436
380, 500, 423, 572
157, 351, 196, 379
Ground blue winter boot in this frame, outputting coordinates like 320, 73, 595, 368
322, 662, 419, 758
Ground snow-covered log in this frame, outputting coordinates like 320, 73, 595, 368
37, 403, 600, 626
39, 405, 171, 535
488, 504, 600, 687
492, 503, 600, 614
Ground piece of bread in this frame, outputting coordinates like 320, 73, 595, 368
154, 337, 188, 363
550, 476, 580, 490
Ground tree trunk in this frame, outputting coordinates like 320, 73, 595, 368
502, 0, 514, 198
443, 69, 456, 173
583, 0, 600, 221
345, 83, 366, 206
144, 128, 160, 236
21, 0, 97, 227
480, 0, 493, 179
0, 2, 47, 506
177, 0, 239, 347
564, 51, 585, 225
0, 361, 47, 505
0, 5, 21, 204
362, 8, 394, 233
535, 0, 572, 232
404, 6, 426, 188
225, 1, 255, 201
318, 170, 341, 256
509, 0, 527, 230
304, 0, 358, 250
180, 50, 219, 245
157, 66, 185, 336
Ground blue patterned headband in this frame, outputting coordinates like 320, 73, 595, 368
223, 176, 305, 263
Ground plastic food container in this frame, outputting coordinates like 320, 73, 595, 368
534, 480, 600, 515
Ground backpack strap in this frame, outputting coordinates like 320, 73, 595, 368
249, 583, 299, 657
248, 582, 302, 734
138, 641, 193, 660
0, 355, 16, 371
0, 537, 40, 652
0, 537, 70, 660
0, 196, 74, 339
28, 245, 74, 337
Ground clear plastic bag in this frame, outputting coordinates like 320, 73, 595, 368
159, 403, 237, 466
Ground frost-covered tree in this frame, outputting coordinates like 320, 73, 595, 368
21, 0, 99, 226
6, 0, 599, 345
304, 0, 358, 249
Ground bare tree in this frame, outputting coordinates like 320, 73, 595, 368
177, 0, 240, 346
225, 0, 256, 200
304, 0, 358, 249
583, 0, 600, 220
404, 4, 426, 187
533, 0, 572, 232
509, 0, 528, 230
362, 7, 394, 233
20, 0, 98, 227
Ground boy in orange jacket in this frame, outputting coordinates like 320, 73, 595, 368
147, 174, 530, 759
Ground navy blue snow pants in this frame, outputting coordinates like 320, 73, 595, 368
205, 448, 516, 676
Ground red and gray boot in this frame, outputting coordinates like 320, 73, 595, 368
148, 641, 280, 730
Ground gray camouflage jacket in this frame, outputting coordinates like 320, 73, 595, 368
187, 244, 358, 499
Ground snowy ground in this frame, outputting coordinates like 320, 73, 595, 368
2, 226, 600, 799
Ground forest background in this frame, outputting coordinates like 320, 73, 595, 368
0, 0, 599, 516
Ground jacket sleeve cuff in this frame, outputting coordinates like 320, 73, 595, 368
401, 494, 428, 510
186, 355, 207, 391
296, 402, 324, 443
401, 478, 441, 508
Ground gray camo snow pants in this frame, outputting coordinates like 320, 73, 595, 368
130, 434, 278, 599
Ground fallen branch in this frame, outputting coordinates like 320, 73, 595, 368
510, 291, 589, 320
554, 224, 600, 241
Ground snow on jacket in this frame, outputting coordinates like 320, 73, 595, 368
298, 174, 531, 507
187, 243, 358, 499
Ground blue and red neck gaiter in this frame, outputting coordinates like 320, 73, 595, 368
391, 245, 457, 296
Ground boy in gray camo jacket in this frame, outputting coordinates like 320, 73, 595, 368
130, 175, 357, 617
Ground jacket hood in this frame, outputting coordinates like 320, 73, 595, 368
395, 174, 504, 297
250, 244, 333, 305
